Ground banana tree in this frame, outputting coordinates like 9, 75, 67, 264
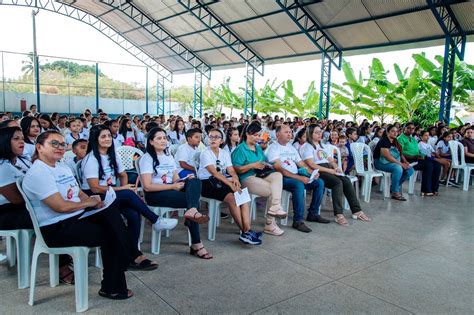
216, 77, 243, 117
254, 79, 283, 116
281, 79, 320, 118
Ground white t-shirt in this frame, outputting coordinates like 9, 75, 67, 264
300, 143, 330, 164
436, 141, 450, 155
123, 131, 135, 140
175, 143, 199, 173
65, 133, 85, 146
81, 152, 125, 190
419, 141, 435, 158
292, 142, 302, 151
136, 131, 145, 146
139, 152, 177, 184
112, 134, 124, 148
222, 144, 237, 155
0, 157, 32, 206
266, 142, 301, 174
168, 131, 186, 145
23, 143, 36, 160
80, 128, 89, 139
23, 160, 83, 227
197, 148, 232, 180
428, 136, 438, 148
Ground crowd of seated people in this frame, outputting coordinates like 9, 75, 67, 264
1, 107, 473, 301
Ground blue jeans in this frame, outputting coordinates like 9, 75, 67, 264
374, 160, 414, 193
282, 177, 325, 222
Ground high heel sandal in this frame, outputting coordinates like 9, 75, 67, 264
420, 192, 434, 197
190, 246, 213, 259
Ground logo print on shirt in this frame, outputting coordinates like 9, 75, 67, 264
67, 187, 73, 200
316, 150, 328, 160
161, 174, 167, 184
107, 177, 113, 186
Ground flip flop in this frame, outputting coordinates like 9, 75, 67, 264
128, 259, 158, 271
99, 289, 134, 300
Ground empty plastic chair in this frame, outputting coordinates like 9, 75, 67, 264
448, 140, 474, 191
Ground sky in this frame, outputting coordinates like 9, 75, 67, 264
0, 5, 473, 98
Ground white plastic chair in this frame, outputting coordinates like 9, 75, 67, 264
62, 150, 76, 162
17, 178, 100, 313
448, 140, 474, 191
0, 229, 34, 289
134, 157, 191, 254
169, 144, 180, 157
350, 142, 389, 202
116, 146, 143, 170
408, 170, 419, 195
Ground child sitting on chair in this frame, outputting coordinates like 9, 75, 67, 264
337, 135, 349, 173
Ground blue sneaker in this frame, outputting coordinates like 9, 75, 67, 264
249, 230, 263, 241
239, 231, 262, 245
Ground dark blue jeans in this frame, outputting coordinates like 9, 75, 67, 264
144, 178, 202, 244
282, 177, 325, 222
406, 158, 441, 193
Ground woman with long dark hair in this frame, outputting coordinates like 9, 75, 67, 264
139, 127, 212, 259
221, 127, 239, 154
232, 121, 287, 236
292, 127, 307, 151
300, 124, 371, 226
118, 118, 136, 144
38, 113, 59, 131
168, 118, 186, 145
20, 116, 41, 160
80, 125, 177, 268
23, 130, 150, 299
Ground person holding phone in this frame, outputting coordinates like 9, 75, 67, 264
139, 127, 212, 259
81, 125, 177, 266
23, 130, 149, 300
198, 129, 261, 245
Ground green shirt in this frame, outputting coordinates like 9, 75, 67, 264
397, 133, 420, 157
231, 142, 266, 182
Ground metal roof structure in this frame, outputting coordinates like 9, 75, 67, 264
1, 0, 473, 122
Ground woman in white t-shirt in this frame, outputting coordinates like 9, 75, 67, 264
20, 116, 41, 160
139, 127, 212, 259
292, 127, 307, 151
22, 130, 143, 300
300, 124, 370, 226
168, 118, 186, 145
82, 125, 177, 256
221, 127, 239, 154
118, 118, 136, 145
198, 129, 261, 245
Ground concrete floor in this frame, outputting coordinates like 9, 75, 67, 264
1, 182, 473, 314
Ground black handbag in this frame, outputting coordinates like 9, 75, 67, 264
255, 167, 275, 178
208, 176, 224, 189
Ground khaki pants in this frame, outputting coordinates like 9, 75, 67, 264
243, 172, 283, 206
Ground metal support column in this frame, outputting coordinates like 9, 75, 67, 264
319, 54, 332, 119
244, 62, 255, 117
157, 76, 165, 115
427, 0, 466, 124
95, 63, 99, 113
32, 9, 40, 111
193, 69, 203, 118
145, 67, 149, 114
1, 52, 5, 111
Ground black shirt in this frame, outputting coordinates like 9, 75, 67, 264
373, 137, 398, 160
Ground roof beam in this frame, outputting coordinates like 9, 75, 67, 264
0, 0, 173, 82
99, 0, 212, 79
276, 0, 341, 69
177, 0, 265, 75
427, 0, 466, 60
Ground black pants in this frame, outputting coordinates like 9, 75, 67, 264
0, 203, 32, 230
41, 206, 140, 294
144, 178, 201, 245
318, 163, 362, 215
407, 158, 441, 193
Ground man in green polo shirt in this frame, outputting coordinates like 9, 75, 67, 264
397, 122, 441, 195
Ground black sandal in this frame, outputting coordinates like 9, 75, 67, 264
128, 259, 158, 271
391, 194, 407, 201
190, 246, 213, 260
99, 289, 134, 300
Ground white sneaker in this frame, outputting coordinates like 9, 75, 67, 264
153, 218, 178, 232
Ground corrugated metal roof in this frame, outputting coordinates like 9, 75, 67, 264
67, 0, 473, 75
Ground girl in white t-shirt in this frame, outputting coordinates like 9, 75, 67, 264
221, 127, 239, 154
118, 118, 136, 145
435, 131, 456, 184
168, 118, 186, 145
82, 125, 177, 256
65, 118, 84, 151
22, 130, 146, 299
419, 130, 451, 183
139, 127, 212, 259
20, 116, 41, 160
198, 129, 261, 245
300, 124, 370, 226
292, 127, 307, 152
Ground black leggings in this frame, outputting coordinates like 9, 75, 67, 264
144, 178, 202, 245
0, 203, 32, 230
41, 206, 140, 294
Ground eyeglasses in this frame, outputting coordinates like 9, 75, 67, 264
48, 140, 67, 150
12, 136, 24, 141
209, 135, 222, 140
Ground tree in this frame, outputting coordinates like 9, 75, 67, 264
281, 79, 319, 118
21, 52, 34, 77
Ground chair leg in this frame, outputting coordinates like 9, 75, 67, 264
28, 248, 41, 306
18, 230, 33, 289
6, 236, 16, 268
187, 230, 192, 247
446, 168, 452, 187
49, 254, 59, 287
151, 230, 161, 255
408, 172, 416, 195
73, 248, 89, 313
95, 247, 102, 269
138, 217, 145, 249
363, 176, 371, 203
463, 169, 469, 191
208, 200, 217, 241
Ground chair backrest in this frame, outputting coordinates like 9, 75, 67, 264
169, 144, 179, 157
16, 178, 49, 249
324, 144, 342, 169
194, 151, 201, 173
75, 160, 83, 183
116, 146, 143, 170
448, 140, 465, 167
134, 156, 143, 186
350, 142, 375, 173
63, 150, 76, 161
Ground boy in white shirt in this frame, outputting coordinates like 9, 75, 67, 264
175, 128, 202, 178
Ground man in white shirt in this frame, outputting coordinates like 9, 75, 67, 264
266, 125, 330, 233
175, 128, 202, 178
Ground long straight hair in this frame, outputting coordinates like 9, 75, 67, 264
119, 118, 131, 140
240, 120, 262, 144
145, 127, 169, 175
87, 124, 120, 180
173, 118, 186, 141
20, 116, 41, 144
0, 126, 22, 163
305, 124, 324, 150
